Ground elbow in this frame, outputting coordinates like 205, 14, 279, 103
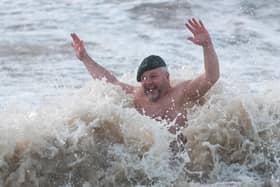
207, 70, 220, 85
212, 72, 220, 85
214, 70, 220, 83
212, 65, 220, 83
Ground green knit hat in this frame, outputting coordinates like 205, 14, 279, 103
137, 55, 167, 82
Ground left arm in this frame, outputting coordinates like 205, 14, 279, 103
180, 18, 220, 101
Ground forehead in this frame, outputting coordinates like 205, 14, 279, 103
142, 67, 163, 76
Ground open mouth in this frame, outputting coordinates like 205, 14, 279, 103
145, 86, 157, 94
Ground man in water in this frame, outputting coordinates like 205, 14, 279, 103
70, 18, 219, 134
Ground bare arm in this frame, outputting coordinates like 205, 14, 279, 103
70, 33, 135, 94
181, 18, 220, 101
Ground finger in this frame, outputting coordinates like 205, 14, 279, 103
187, 36, 195, 43
81, 40, 86, 50
185, 23, 195, 35
71, 41, 78, 47
199, 20, 206, 30
71, 41, 79, 49
70, 33, 76, 40
192, 18, 201, 29
188, 19, 198, 30
71, 33, 81, 44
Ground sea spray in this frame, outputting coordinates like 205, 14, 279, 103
0, 80, 184, 186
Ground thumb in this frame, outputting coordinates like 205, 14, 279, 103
187, 36, 195, 43
81, 40, 85, 47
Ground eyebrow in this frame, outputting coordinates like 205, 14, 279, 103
149, 71, 160, 75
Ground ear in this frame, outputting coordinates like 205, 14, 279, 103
167, 72, 170, 80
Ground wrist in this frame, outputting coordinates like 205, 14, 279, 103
80, 53, 90, 62
202, 40, 213, 48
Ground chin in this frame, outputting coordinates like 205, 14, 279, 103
144, 89, 161, 102
147, 94, 160, 102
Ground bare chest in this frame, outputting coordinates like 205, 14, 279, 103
134, 96, 187, 126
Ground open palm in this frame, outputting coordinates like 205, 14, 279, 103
185, 18, 211, 47
70, 33, 88, 61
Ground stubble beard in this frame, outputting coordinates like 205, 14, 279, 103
144, 85, 161, 102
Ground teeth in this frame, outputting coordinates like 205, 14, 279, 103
145, 86, 156, 93
145, 88, 154, 93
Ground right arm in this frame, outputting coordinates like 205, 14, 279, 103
70, 33, 135, 94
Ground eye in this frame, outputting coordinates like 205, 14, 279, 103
150, 74, 158, 79
141, 76, 147, 81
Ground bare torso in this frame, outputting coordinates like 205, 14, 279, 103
133, 85, 191, 132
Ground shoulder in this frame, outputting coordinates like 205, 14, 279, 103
172, 80, 198, 103
115, 81, 138, 95
132, 86, 144, 99
132, 87, 150, 107
173, 80, 192, 93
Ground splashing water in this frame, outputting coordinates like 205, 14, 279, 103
0, 0, 280, 186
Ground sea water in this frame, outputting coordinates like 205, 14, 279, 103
0, 0, 280, 186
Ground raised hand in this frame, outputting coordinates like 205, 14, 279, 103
185, 18, 212, 47
70, 33, 89, 61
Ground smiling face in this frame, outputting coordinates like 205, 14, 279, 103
140, 67, 170, 102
